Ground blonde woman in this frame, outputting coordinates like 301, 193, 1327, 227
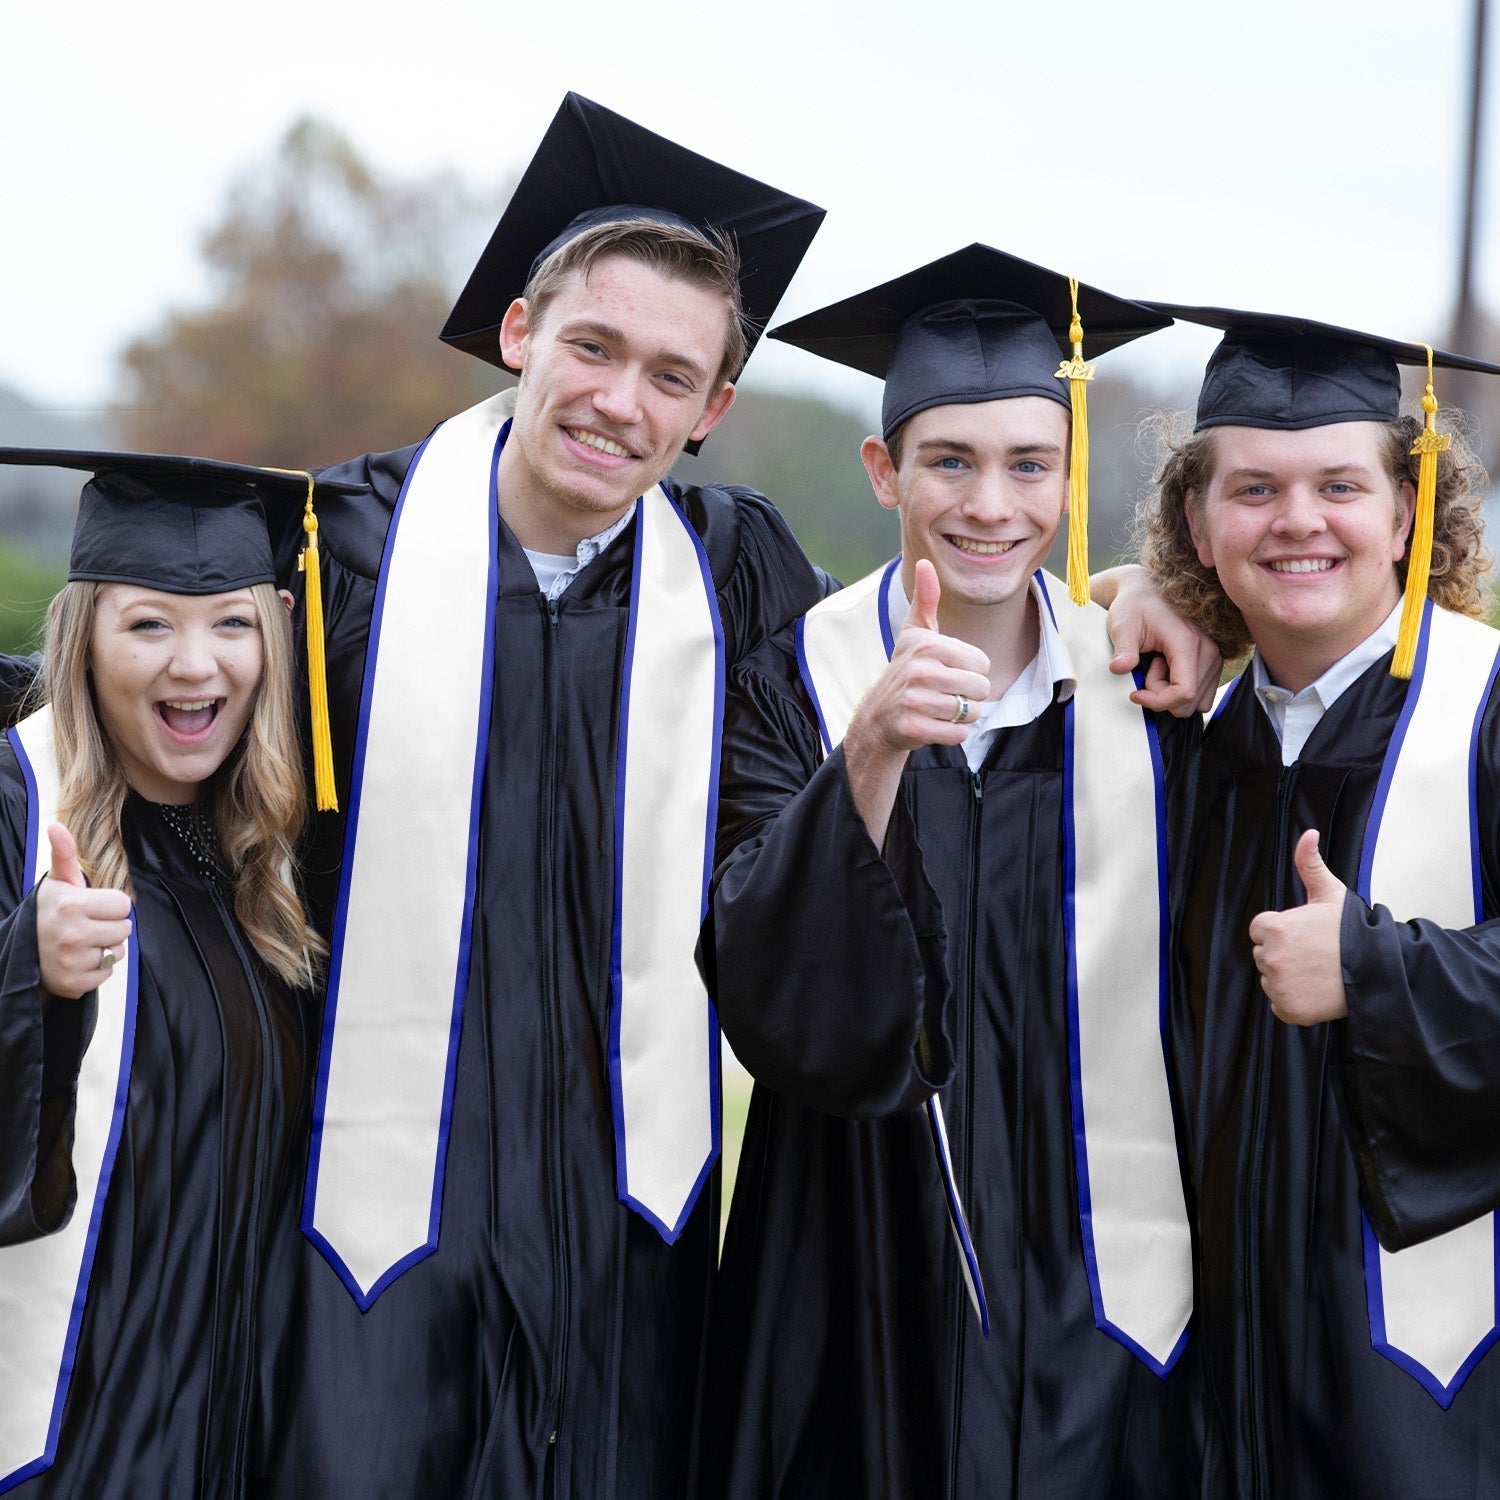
0, 452, 348, 1499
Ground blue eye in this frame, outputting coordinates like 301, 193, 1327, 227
128, 619, 168, 633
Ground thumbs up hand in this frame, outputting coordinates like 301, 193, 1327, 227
36, 823, 133, 999
1247, 829, 1349, 1025
842, 560, 993, 847
855, 560, 993, 756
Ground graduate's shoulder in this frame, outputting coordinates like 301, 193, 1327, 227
664, 475, 834, 657
307, 443, 424, 581
664, 475, 832, 598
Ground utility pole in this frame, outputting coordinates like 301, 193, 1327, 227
1453, 0, 1490, 453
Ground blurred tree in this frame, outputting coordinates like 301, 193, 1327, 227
0, 544, 64, 656
112, 117, 501, 467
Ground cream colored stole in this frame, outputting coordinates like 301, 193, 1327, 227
1359, 601, 1500, 1406
0, 706, 137, 1490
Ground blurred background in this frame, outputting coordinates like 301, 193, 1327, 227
3, 0, 1497, 658
2, 0, 1494, 1223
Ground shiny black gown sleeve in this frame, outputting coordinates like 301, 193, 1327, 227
701, 633, 954, 1119
0, 757, 92, 1244
1338, 685, 1500, 1251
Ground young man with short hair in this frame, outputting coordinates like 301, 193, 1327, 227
701, 246, 1201, 1498
255, 95, 827, 1499
1134, 307, 1500, 1498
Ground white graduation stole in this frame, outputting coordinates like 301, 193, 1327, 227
0, 707, 138, 1492
303, 393, 723, 1309
797, 564, 1193, 1372
1357, 600, 1500, 1407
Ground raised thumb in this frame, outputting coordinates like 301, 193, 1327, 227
1294, 828, 1343, 904
904, 557, 942, 634
46, 822, 86, 888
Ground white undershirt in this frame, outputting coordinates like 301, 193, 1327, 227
522, 501, 638, 601
884, 570, 1078, 771
1250, 601, 1402, 765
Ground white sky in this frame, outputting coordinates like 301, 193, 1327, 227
2, 0, 1496, 429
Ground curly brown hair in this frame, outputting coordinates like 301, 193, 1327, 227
1132, 410, 1493, 661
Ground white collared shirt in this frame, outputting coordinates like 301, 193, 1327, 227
1251, 601, 1402, 765
884, 569, 1078, 771
523, 501, 639, 601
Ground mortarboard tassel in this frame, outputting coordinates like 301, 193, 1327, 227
279, 470, 340, 811
1392, 346, 1450, 680
1057, 277, 1095, 606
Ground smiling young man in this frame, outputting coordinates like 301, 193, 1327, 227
251, 96, 827, 1500
698, 247, 1200, 1498
1135, 308, 1500, 1498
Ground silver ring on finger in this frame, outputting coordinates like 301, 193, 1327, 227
100, 947, 118, 972
950, 694, 970, 724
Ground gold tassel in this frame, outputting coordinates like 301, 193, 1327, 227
1391, 346, 1450, 680
1056, 276, 1095, 606
269, 468, 339, 811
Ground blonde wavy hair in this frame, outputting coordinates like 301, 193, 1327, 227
1133, 410, 1494, 661
35, 581, 325, 987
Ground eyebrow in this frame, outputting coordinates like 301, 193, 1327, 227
911, 439, 1064, 460
1219, 463, 1378, 483
558, 318, 712, 386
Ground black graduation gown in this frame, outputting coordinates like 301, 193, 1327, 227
254, 444, 827, 1500
698, 629, 1203, 1500
0, 760, 315, 1499
1178, 655, 1500, 1499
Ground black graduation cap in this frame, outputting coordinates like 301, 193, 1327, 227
0, 448, 369, 809
1146, 304, 1500, 431
440, 92, 826, 383
769, 243, 1171, 439
0, 449, 364, 593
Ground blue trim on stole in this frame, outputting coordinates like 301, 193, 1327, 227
607, 486, 727, 1243
302, 421, 504, 1309
1047, 582, 1186, 1378
0, 725, 140, 1493
1355, 599, 1500, 1405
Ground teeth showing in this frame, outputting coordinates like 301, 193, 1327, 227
1268, 559, 1336, 573
950, 537, 1017, 556
164, 700, 215, 711
567, 428, 630, 458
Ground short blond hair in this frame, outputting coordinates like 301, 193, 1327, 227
523, 217, 747, 389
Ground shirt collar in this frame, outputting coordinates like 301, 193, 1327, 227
1251, 599, 1402, 713
523, 499, 639, 601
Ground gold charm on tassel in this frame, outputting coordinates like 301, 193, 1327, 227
1391, 347, 1450, 680
1055, 277, 1095, 606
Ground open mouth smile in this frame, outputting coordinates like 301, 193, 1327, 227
1264, 559, 1339, 574
155, 699, 222, 742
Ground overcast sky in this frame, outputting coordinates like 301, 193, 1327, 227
2, 0, 1495, 429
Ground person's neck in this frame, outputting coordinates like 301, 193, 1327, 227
938, 585, 1040, 700
496, 441, 634, 555
1254, 600, 1399, 695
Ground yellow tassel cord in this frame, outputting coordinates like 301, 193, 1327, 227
1391, 346, 1450, 680
1056, 276, 1096, 606
269, 469, 339, 811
